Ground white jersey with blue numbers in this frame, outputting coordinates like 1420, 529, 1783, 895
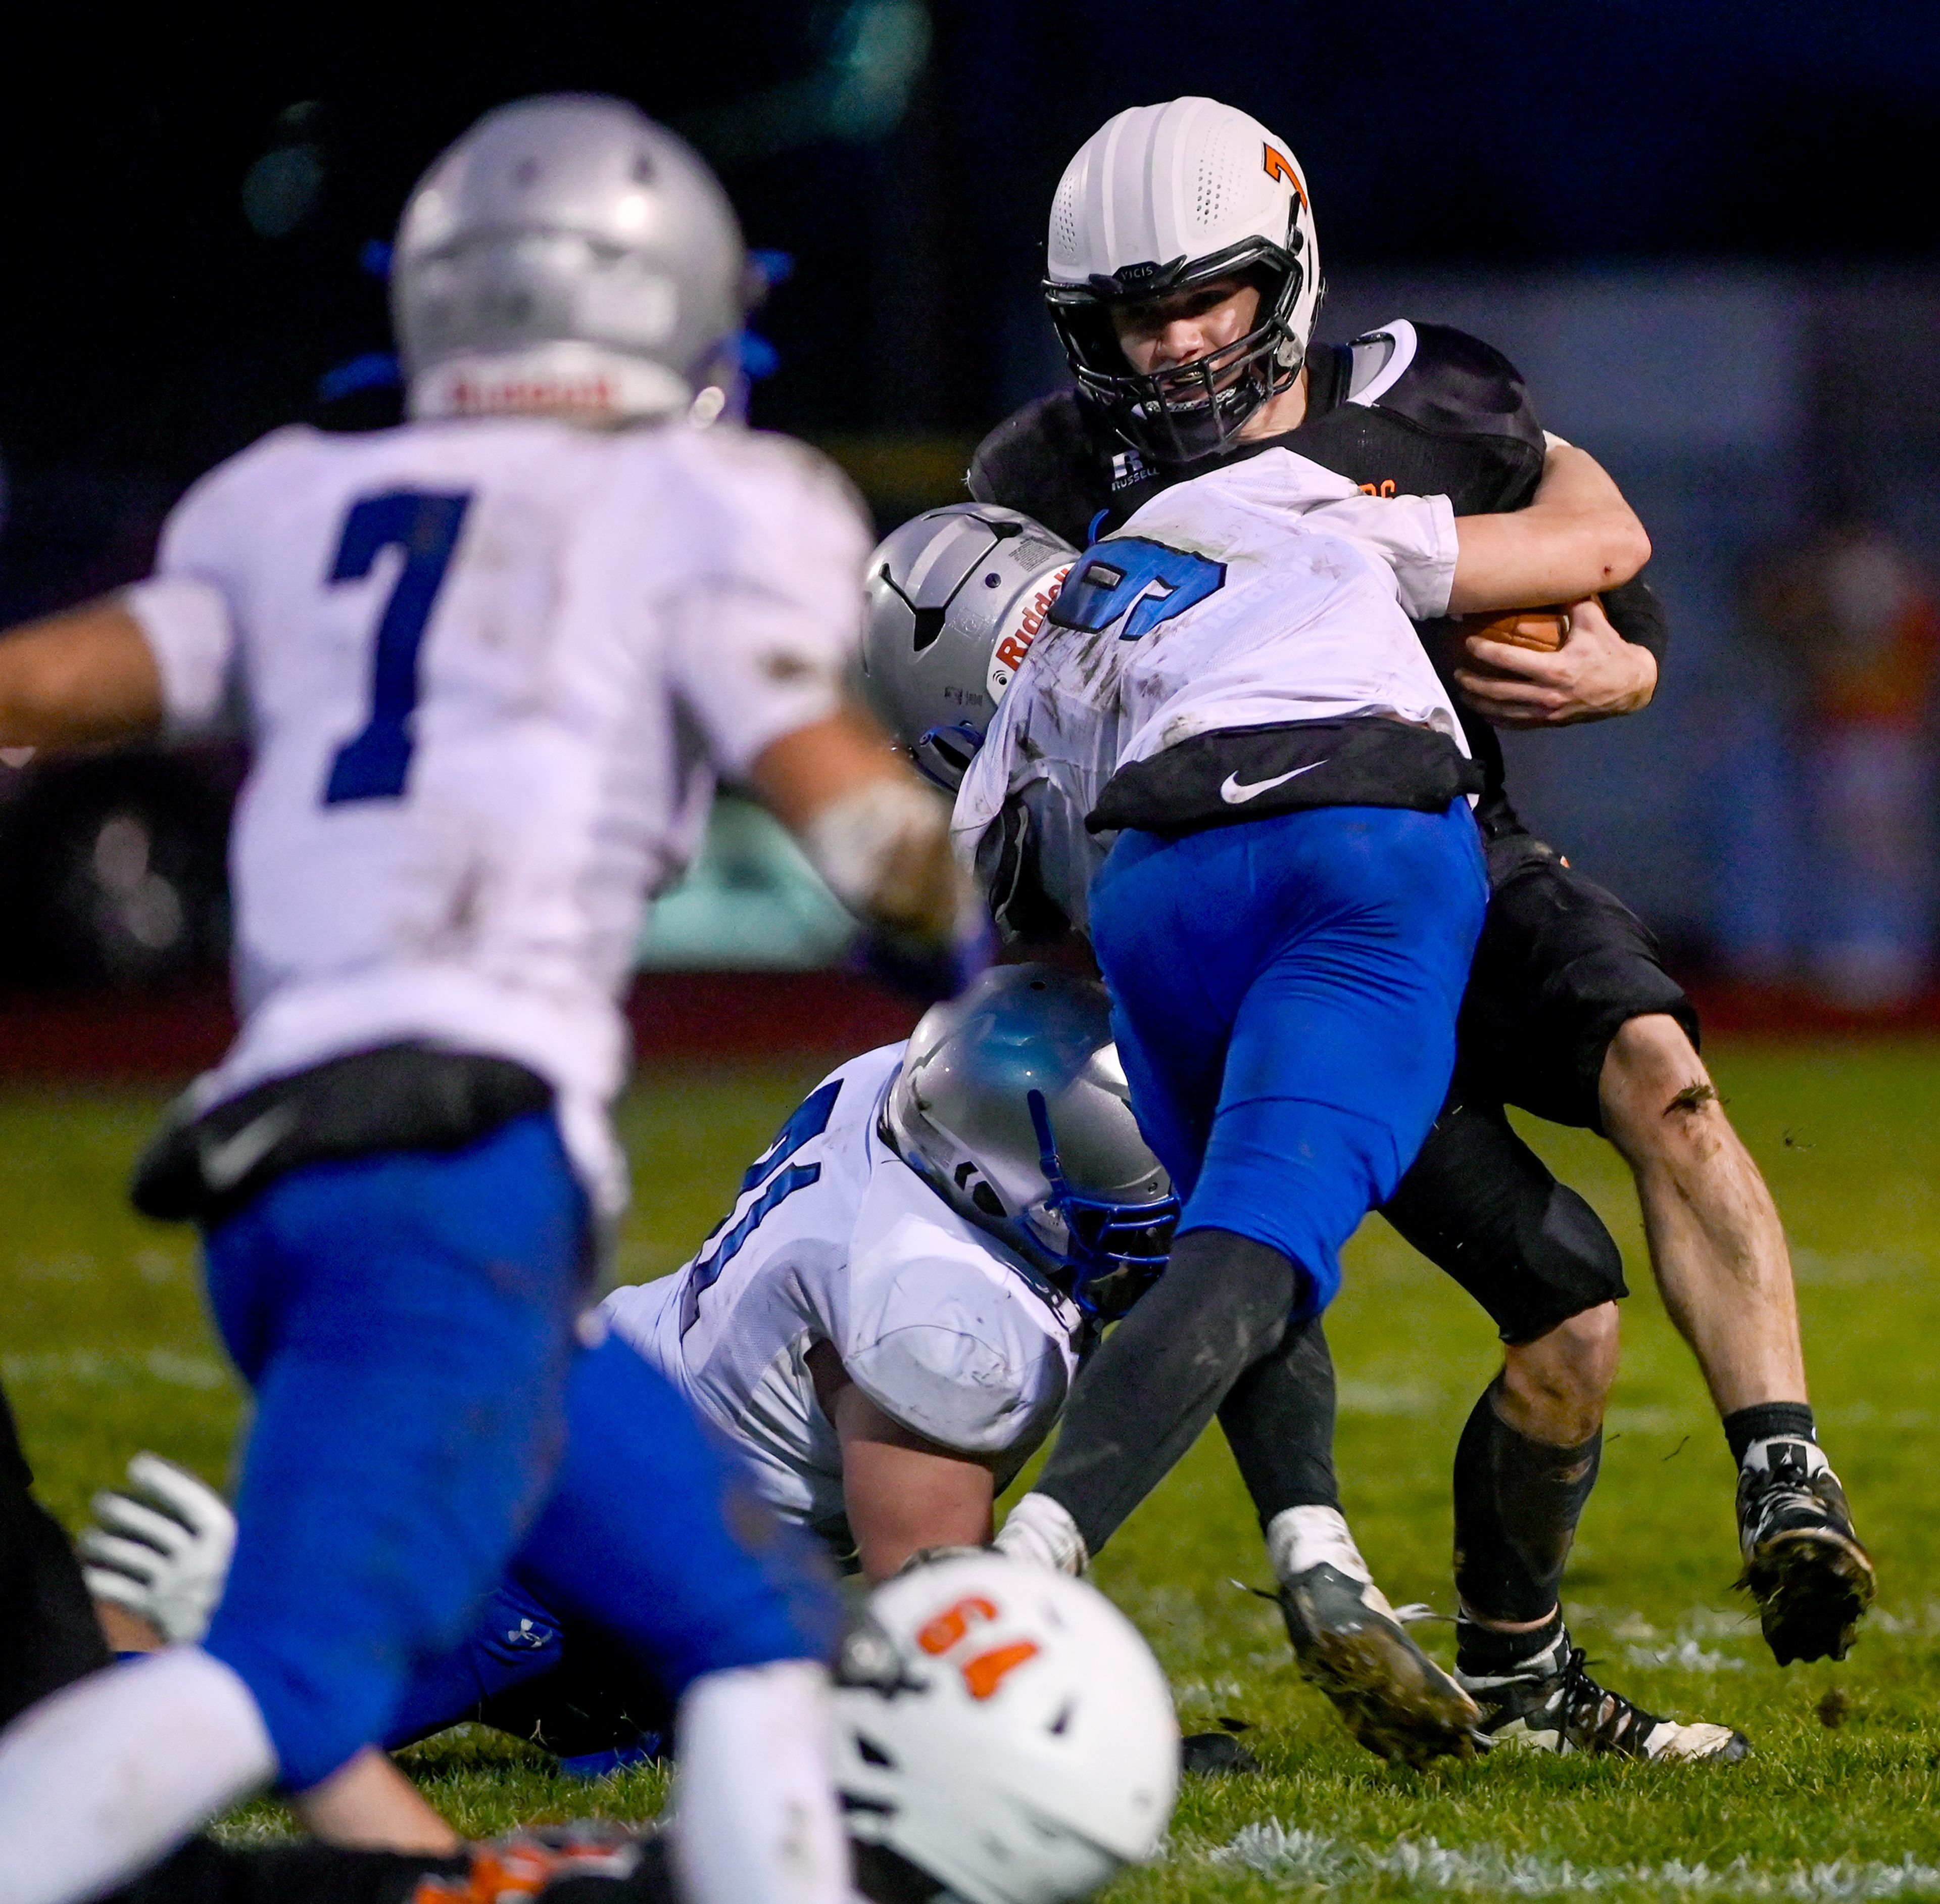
122, 415, 869, 1211
598, 1043, 1082, 1546
952, 445, 1467, 931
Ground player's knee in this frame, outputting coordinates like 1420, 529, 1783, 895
1499, 1302, 1618, 1445
1601, 1015, 1723, 1156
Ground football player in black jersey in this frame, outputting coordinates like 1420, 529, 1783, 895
971, 96, 1870, 1764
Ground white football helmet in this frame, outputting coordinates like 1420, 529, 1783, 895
392, 94, 751, 424
1045, 97, 1323, 466
860, 504, 1076, 792
834, 1551, 1179, 1904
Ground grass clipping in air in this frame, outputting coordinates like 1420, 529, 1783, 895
4, 1046, 1938, 1897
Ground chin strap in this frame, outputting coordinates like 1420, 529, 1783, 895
1025, 1089, 1073, 1209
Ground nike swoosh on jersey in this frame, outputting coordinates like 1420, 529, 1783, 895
1219, 760, 1328, 804
198, 1104, 300, 1194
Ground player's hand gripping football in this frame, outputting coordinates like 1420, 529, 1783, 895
1453, 594, 1658, 728
78, 1451, 236, 1646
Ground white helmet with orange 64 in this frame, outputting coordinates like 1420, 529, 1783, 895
833, 1550, 1179, 1904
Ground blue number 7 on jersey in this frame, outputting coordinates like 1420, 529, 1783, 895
322, 489, 472, 805
1047, 537, 1226, 642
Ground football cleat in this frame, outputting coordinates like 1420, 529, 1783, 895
1276, 1563, 1482, 1768
409, 1825, 654, 1903
1735, 1439, 1876, 1665
1458, 1631, 1749, 1763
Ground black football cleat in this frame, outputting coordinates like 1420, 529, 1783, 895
1458, 1631, 1750, 1763
1180, 1730, 1263, 1775
1276, 1563, 1482, 1768
409, 1825, 658, 1903
1735, 1439, 1876, 1665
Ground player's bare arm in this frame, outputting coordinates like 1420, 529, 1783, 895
1446, 445, 1651, 615
0, 598, 165, 748
805, 1341, 996, 1580
1454, 591, 1659, 727
750, 703, 963, 947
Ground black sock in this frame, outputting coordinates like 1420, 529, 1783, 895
0, 1379, 112, 1728
1723, 1402, 1816, 1466
1218, 1314, 1341, 1522
111, 1836, 472, 1904
1457, 1606, 1564, 1676
1036, 1228, 1298, 1556
1452, 1378, 1601, 1627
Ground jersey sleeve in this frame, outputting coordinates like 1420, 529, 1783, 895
841, 1165, 1073, 1454
1308, 487, 1460, 621
662, 435, 872, 780
121, 459, 252, 737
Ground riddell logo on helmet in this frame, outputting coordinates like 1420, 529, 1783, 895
986, 564, 1072, 701
449, 371, 618, 415
915, 1593, 1042, 1701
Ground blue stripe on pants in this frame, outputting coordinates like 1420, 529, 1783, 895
1089, 801, 1487, 1318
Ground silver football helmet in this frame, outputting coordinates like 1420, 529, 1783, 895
860, 504, 1076, 792
885, 964, 1177, 1319
393, 94, 750, 424
835, 1551, 1179, 1904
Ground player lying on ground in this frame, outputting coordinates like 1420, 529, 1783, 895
0, 97, 969, 1904
0, 1403, 1177, 1904
864, 505, 1744, 1767
952, 91, 1869, 1731
88, 965, 1181, 1767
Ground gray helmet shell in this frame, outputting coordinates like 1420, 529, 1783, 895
885, 965, 1176, 1317
393, 94, 748, 423
861, 504, 1076, 791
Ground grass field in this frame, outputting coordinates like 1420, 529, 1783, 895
6, 1039, 1940, 1899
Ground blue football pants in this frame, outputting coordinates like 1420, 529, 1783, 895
386, 1333, 842, 1771
200, 1111, 838, 1791
1089, 801, 1489, 1317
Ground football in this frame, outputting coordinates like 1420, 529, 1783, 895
1459, 604, 1571, 651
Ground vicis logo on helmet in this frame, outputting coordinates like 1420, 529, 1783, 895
987, 564, 1072, 700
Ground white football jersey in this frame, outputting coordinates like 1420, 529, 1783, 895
600, 1044, 1082, 1547
124, 415, 869, 1209
951, 446, 1466, 930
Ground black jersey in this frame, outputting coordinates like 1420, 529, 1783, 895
966, 320, 1667, 841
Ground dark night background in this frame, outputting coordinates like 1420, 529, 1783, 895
0, 1, 1937, 996
0, 2, 1934, 477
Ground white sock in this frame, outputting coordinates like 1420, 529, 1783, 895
0, 1647, 276, 1904
993, 1491, 1088, 1575
1742, 1434, 1831, 1478
671, 1660, 850, 1904
1266, 1504, 1374, 1589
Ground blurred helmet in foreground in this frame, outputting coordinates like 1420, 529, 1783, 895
861, 504, 1076, 792
393, 94, 749, 424
885, 964, 1177, 1320
834, 1550, 1179, 1904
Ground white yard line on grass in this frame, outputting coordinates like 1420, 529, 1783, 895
1203, 1824, 1940, 1899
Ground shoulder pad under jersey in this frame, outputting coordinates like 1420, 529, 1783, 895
967, 391, 1116, 549
1343, 319, 1545, 460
